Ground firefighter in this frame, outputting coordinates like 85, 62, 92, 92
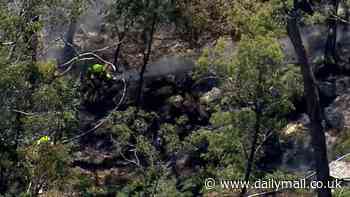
83, 64, 113, 105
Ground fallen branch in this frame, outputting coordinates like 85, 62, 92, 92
12, 109, 36, 116
331, 14, 350, 25
1, 42, 15, 45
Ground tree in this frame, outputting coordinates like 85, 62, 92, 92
22, 140, 73, 196
325, 0, 341, 67
286, 1, 332, 197
173, 0, 232, 46
106, 0, 136, 72
230, 36, 295, 196
0, 2, 81, 195
108, 0, 178, 107
60, 0, 86, 64
195, 1, 307, 196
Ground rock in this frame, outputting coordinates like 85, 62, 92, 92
167, 95, 184, 108
336, 76, 350, 96
99, 168, 132, 186
175, 154, 193, 176
155, 85, 174, 97
325, 93, 350, 130
192, 76, 220, 94
319, 81, 336, 99
318, 76, 350, 100
329, 161, 350, 180
200, 87, 222, 104
325, 107, 344, 130
325, 132, 338, 148
74, 167, 132, 187
73, 148, 113, 165
298, 113, 310, 125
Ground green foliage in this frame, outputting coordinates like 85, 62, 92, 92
196, 37, 233, 76
0, 0, 326, 196
97, 107, 161, 165
334, 130, 350, 157
0, 30, 79, 194
195, 10, 301, 188
22, 76, 79, 142
279, 64, 304, 100
107, 0, 177, 33
173, 0, 232, 44
334, 188, 350, 197
36, 60, 57, 81
190, 127, 243, 167
21, 142, 73, 196
228, 0, 284, 39
210, 111, 233, 127
304, 10, 328, 25
225, 35, 297, 116
159, 123, 181, 153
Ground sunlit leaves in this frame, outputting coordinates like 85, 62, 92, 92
21, 142, 73, 195
229, 35, 284, 102
228, 0, 284, 39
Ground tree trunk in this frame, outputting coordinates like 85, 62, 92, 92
136, 14, 157, 107
30, 32, 38, 63
344, 1, 350, 31
325, 0, 340, 66
61, 19, 78, 64
113, 18, 131, 72
24, 16, 39, 63
240, 68, 263, 197
113, 33, 124, 72
287, 12, 332, 197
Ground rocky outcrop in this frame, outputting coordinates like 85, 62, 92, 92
335, 76, 350, 96
73, 166, 133, 187
319, 81, 336, 100
319, 76, 350, 102
73, 147, 114, 167
329, 160, 350, 180
325, 93, 350, 131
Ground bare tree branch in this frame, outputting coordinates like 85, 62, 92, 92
12, 109, 36, 116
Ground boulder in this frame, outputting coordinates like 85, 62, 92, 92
325, 93, 350, 130
318, 76, 350, 101
73, 147, 113, 165
335, 76, 350, 96
319, 81, 336, 99
200, 87, 222, 104
73, 167, 132, 187
167, 95, 184, 108
325, 107, 345, 130
329, 160, 350, 180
